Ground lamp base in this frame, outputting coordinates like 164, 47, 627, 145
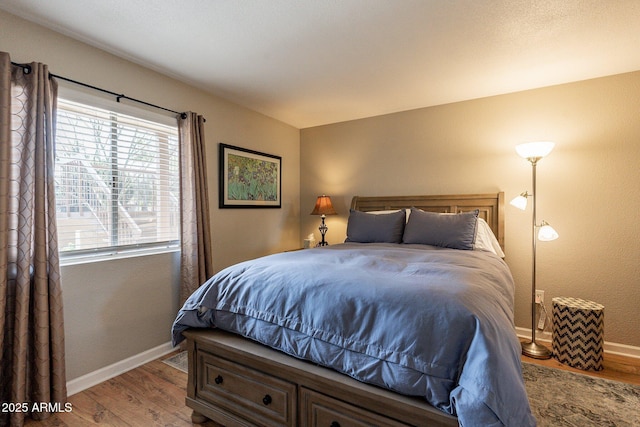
318, 215, 328, 246
521, 340, 552, 359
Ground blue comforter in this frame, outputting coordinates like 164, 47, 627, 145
172, 243, 535, 426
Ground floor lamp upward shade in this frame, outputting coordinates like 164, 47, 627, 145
511, 141, 559, 359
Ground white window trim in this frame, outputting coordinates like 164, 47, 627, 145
59, 244, 180, 266
57, 83, 178, 127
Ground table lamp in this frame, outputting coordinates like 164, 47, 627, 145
310, 195, 337, 246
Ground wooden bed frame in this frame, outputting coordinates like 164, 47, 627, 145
184, 193, 504, 427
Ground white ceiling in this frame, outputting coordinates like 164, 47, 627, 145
2, 0, 640, 128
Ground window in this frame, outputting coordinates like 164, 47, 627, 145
55, 98, 180, 258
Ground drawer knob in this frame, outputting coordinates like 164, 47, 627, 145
330, 422, 341, 427
262, 394, 272, 405
214, 375, 224, 384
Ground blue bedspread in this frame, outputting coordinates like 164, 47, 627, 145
172, 243, 536, 426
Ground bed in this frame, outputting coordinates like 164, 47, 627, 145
171, 193, 535, 427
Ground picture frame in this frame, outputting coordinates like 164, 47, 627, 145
219, 143, 282, 208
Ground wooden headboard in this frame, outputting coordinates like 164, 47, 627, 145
350, 192, 505, 251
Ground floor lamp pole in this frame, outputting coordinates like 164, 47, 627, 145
521, 158, 552, 359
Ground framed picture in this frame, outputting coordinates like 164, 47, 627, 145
219, 143, 281, 208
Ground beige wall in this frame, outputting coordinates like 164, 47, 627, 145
1, 10, 300, 379
301, 72, 640, 347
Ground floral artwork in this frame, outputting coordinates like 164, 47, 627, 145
219, 144, 281, 208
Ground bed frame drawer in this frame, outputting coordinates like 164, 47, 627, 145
196, 350, 297, 426
301, 388, 411, 427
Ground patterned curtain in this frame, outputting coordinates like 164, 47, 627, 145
178, 112, 213, 304
0, 52, 67, 427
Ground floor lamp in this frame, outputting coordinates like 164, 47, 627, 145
511, 141, 559, 359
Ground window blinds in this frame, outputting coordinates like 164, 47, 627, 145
55, 99, 180, 255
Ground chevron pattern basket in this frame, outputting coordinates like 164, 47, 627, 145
552, 297, 604, 371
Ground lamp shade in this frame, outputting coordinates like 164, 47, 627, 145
538, 220, 559, 241
510, 192, 529, 210
310, 195, 337, 216
515, 141, 555, 160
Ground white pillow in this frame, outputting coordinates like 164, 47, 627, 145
474, 218, 505, 257
367, 209, 404, 215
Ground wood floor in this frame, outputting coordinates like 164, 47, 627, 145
520, 340, 640, 386
24, 346, 640, 426
24, 352, 220, 427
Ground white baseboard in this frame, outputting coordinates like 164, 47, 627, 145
66, 341, 176, 396
515, 327, 640, 359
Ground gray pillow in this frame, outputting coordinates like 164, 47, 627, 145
345, 209, 406, 243
403, 208, 479, 250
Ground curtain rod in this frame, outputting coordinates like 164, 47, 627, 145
11, 61, 190, 120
